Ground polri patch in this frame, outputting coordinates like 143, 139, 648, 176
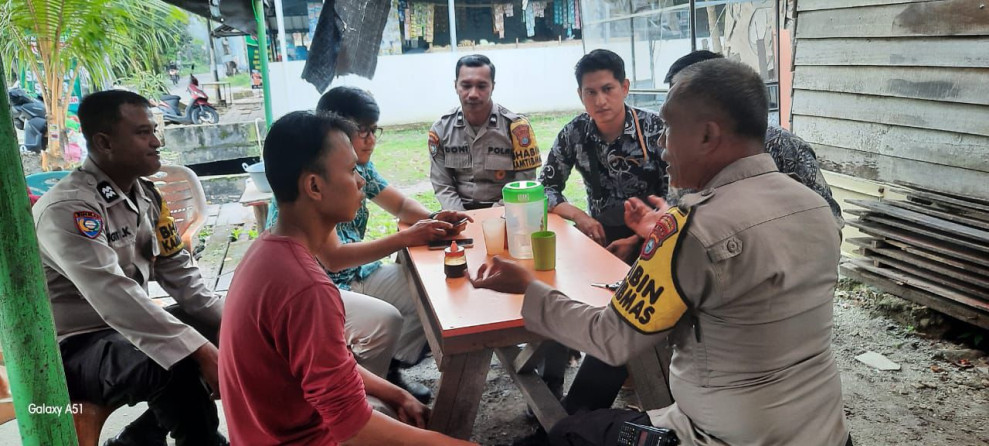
510, 119, 541, 171
74, 211, 103, 239
511, 122, 533, 147
428, 131, 440, 156
640, 212, 680, 261
96, 181, 118, 203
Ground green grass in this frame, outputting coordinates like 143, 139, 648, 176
369, 122, 434, 187
364, 110, 590, 241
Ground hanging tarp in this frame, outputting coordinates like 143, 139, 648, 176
302, 0, 392, 92
159, 0, 263, 36
164, 0, 392, 93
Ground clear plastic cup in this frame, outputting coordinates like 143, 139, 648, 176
481, 218, 506, 256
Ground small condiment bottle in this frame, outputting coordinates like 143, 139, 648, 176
444, 241, 468, 278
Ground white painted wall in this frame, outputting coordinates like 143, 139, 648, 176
269, 43, 587, 126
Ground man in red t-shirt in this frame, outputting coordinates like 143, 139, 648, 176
219, 111, 476, 446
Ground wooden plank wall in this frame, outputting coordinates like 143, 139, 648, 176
791, 0, 989, 202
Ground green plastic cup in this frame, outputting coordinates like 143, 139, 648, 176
531, 231, 556, 271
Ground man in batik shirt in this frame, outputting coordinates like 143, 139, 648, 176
539, 49, 669, 264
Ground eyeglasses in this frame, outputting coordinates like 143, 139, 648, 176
357, 126, 383, 140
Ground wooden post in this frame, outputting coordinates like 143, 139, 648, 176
0, 55, 78, 446
206, 18, 224, 105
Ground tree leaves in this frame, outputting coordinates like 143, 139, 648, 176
0, 0, 189, 168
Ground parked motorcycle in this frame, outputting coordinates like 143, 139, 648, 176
157, 74, 219, 125
8, 88, 47, 153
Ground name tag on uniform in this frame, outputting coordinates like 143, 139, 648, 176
107, 226, 134, 244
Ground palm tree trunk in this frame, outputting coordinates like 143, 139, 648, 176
37, 52, 69, 171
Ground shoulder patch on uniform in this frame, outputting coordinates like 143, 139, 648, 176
510, 119, 541, 171
610, 208, 691, 334
74, 211, 103, 239
96, 181, 118, 202
640, 213, 680, 261
428, 130, 440, 156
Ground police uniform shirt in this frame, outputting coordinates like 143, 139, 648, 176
521, 154, 849, 445
34, 158, 223, 369
538, 105, 667, 227
428, 103, 541, 210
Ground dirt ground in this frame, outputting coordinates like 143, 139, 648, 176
401, 278, 989, 446
19, 151, 41, 176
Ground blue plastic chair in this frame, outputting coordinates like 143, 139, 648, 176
25, 170, 71, 196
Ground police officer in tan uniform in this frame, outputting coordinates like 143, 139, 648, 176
33, 91, 226, 446
429, 54, 541, 210
472, 60, 850, 446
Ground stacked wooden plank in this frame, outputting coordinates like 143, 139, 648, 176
840, 183, 989, 329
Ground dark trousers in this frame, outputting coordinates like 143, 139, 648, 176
556, 228, 636, 414
563, 355, 628, 415
464, 202, 496, 210
59, 306, 220, 446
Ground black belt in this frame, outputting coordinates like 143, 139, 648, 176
464, 202, 496, 211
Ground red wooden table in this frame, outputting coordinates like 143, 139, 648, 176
398, 207, 630, 439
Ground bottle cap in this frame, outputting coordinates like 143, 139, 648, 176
502, 180, 545, 203
444, 241, 465, 257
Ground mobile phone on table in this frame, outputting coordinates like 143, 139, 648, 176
427, 238, 473, 250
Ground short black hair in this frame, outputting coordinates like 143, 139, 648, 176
672, 59, 768, 141
455, 54, 496, 82
574, 49, 626, 88
263, 110, 357, 203
316, 86, 380, 126
664, 50, 723, 84
77, 90, 151, 144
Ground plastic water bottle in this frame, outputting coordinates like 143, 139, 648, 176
502, 181, 547, 259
